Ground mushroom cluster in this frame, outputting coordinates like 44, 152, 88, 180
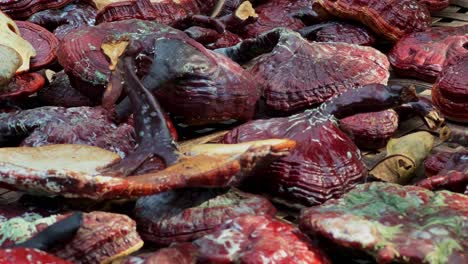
0, 1, 466, 263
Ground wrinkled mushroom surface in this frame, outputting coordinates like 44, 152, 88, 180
0, 0, 74, 19
299, 182, 467, 264
298, 21, 376, 46
424, 150, 466, 177
223, 84, 417, 207
339, 110, 398, 150
315, 0, 431, 41
240, 0, 311, 38
16, 21, 59, 71
217, 28, 389, 114
52, 211, 144, 264
0, 106, 136, 157
432, 56, 468, 123
134, 188, 276, 245
389, 25, 468, 82
418, 149, 468, 193
94, 0, 220, 25
193, 215, 330, 263
27, 2, 97, 41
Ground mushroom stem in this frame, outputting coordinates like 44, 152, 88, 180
323, 84, 418, 119
215, 28, 287, 64
10, 212, 83, 251
107, 45, 180, 176
397, 97, 445, 130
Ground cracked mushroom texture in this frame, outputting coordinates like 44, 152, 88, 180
300, 182, 467, 264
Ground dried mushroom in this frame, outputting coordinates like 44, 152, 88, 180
0, 12, 36, 73
300, 182, 467, 264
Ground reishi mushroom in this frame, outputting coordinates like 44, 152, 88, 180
0, 1, 465, 263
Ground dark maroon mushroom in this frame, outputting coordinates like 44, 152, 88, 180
0, 106, 136, 157
314, 0, 431, 41
185, 26, 243, 49
93, 0, 230, 33
389, 25, 467, 82
0, 46, 294, 199
339, 110, 399, 149
223, 83, 417, 207
112, 36, 260, 126
418, 149, 468, 193
134, 188, 276, 245
120, 243, 198, 264
217, 28, 389, 114
15, 21, 59, 71
432, 56, 468, 123
1, 210, 144, 264
27, 2, 97, 41
57, 20, 260, 126
239, 0, 314, 39
298, 21, 376, 46
36, 71, 95, 108
0, 0, 74, 19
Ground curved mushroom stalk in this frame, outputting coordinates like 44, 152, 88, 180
322, 84, 417, 119
216, 27, 284, 64
10, 212, 83, 251
125, 139, 296, 196
103, 45, 180, 175
184, 26, 243, 50
0, 140, 294, 199
396, 97, 445, 130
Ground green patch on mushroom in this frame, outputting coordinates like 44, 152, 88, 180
424, 239, 462, 264
323, 183, 424, 218
0, 214, 60, 245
